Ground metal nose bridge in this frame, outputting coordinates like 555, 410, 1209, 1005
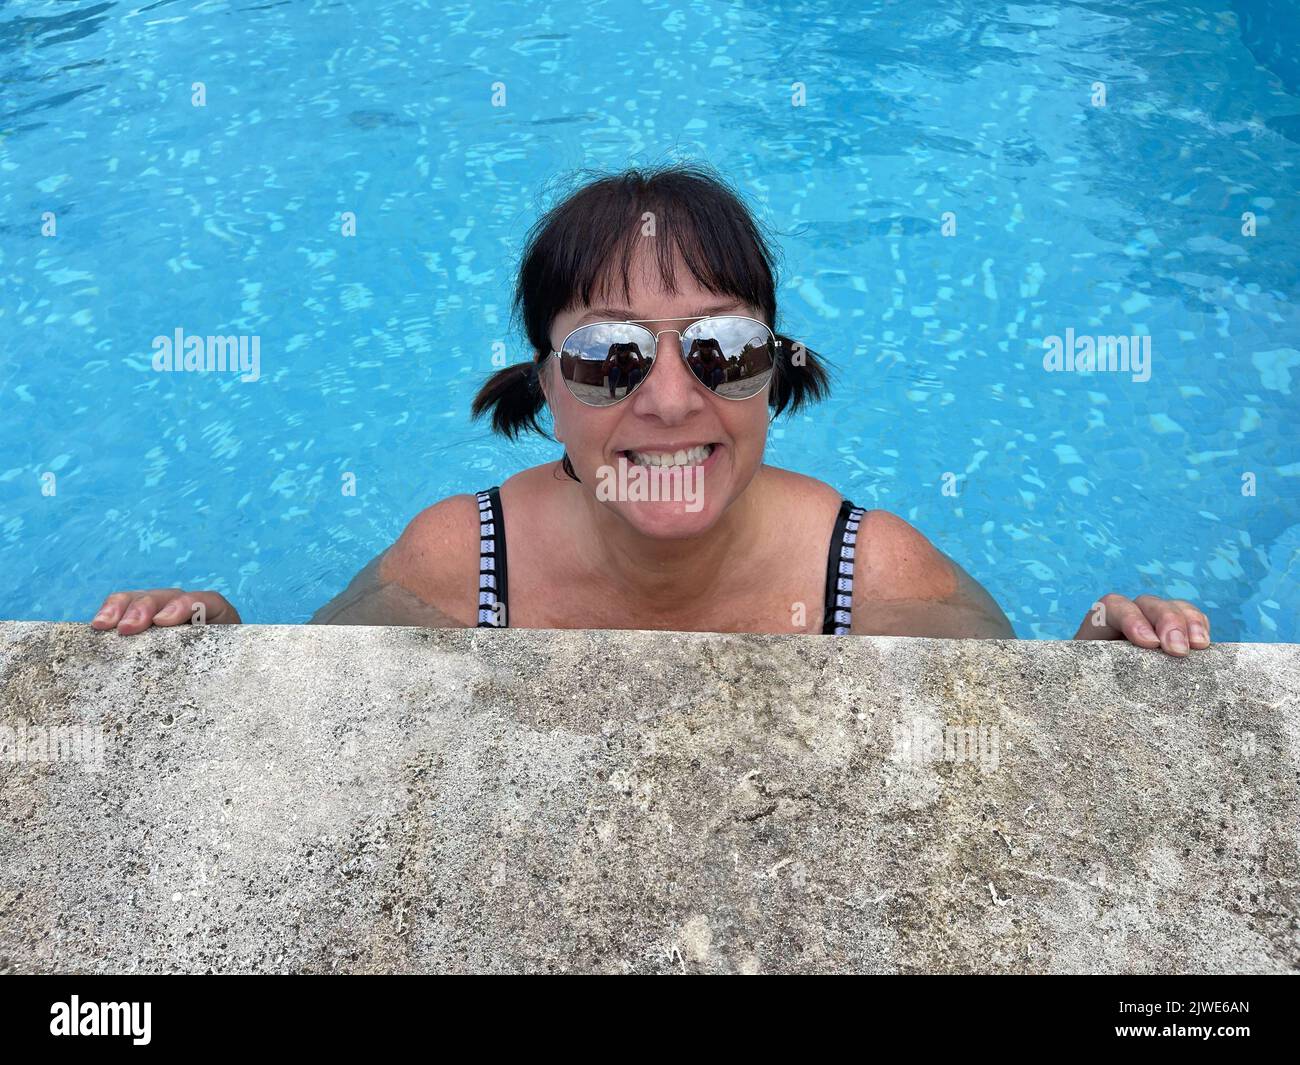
619, 325, 689, 388
616, 319, 690, 342
621, 316, 711, 348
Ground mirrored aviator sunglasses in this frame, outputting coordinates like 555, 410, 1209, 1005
549, 315, 778, 409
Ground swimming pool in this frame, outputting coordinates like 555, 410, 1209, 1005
1, 0, 1297, 640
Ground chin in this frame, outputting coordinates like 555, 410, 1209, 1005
616, 497, 725, 539
590, 452, 732, 539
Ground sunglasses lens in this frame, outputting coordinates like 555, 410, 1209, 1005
555, 323, 656, 407
681, 316, 776, 399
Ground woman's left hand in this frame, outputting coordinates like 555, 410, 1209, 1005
1072, 593, 1211, 656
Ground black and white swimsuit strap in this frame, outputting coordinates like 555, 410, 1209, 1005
822, 499, 867, 635
475, 486, 509, 627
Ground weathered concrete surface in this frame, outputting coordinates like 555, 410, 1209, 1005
0, 620, 1297, 974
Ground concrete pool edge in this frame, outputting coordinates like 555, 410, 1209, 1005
1, 621, 1297, 974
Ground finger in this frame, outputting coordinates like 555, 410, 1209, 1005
152, 593, 198, 627
1108, 596, 1162, 647
155, 592, 238, 627
1135, 595, 1191, 657
1168, 599, 1211, 648
114, 589, 182, 635
192, 592, 238, 624
1078, 595, 1160, 646
90, 592, 135, 630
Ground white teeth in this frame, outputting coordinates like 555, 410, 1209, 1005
626, 444, 715, 468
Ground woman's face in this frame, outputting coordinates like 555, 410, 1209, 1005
542, 256, 772, 539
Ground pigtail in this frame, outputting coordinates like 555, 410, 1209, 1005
770, 333, 832, 417
470, 360, 546, 439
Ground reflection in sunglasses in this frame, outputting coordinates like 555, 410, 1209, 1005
554, 316, 777, 407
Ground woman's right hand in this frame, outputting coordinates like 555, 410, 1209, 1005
90, 588, 242, 635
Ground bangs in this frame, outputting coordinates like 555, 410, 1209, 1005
515, 163, 779, 353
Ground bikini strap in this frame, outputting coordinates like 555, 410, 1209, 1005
822, 499, 867, 635
475, 486, 509, 627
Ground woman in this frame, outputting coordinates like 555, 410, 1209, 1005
91, 165, 1210, 656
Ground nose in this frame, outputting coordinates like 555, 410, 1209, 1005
628, 330, 706, 422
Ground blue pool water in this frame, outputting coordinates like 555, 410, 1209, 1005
1, 0, 1297, 640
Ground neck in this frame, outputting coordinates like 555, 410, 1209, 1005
572, 464, 768, 623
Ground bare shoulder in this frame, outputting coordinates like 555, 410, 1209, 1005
853, 509, 1015, 638
858, 509, 961, 600
380, 493, 481, 618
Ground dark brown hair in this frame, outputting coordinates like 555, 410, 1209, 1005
471, 163, 832, 478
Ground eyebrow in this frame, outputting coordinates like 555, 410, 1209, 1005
578, 302, 744, 323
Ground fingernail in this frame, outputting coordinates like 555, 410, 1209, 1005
1167, 631, 1188, 654
1137, 624, 1157, 641
157, 602, 181, 618
1189, 624, 1209, 645
93, 610, 111, 622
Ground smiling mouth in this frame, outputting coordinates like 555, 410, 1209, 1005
619, 443, 718, 468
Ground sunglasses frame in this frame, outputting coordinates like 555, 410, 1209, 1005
547, 314, 778, 408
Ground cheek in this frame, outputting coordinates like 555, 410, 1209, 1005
549, 391, 617, 461
548, 395, 568, 443
545, 368, 574, 442
723, 400, 770, 454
